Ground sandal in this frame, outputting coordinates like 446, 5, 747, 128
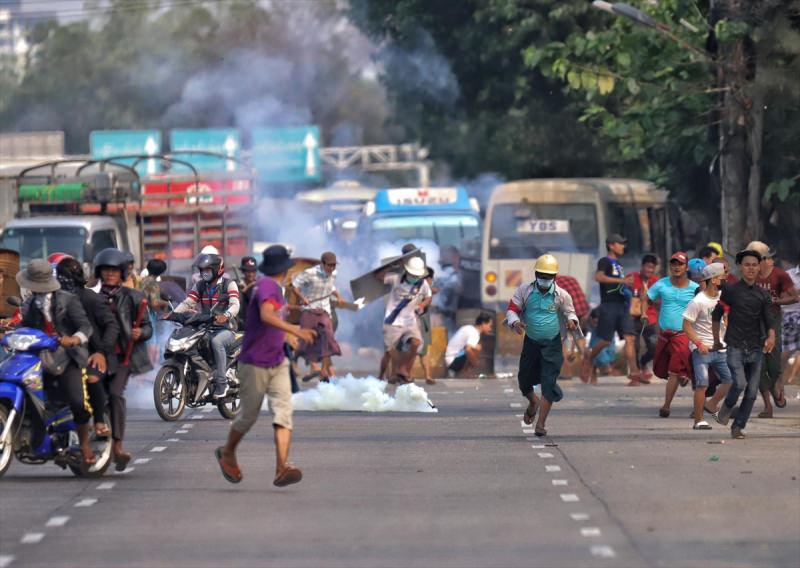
114, 451, 132, 472
215, 447, 242, 484
659, 407, 670, 418
678, 377, 689, 387
693, 421, 712, 430
773, 388, 787, 408
273, 464, 302, 487
534, 425, 547, 437
425, 378, 436, 385
82, 449, 97, 465
523, 399, 538, 425
94, 423, 110, 438
757, 410, 773, 419
302, 370, 321, 383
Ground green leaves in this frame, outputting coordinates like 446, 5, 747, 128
765, 179, 799, 203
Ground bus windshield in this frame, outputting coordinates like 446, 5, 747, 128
0, 227, 87, 265
489, 203, 598, 259
370, 214, 480, 249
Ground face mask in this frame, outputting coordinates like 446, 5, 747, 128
406, 276, 421, 285
201, 270, 214, 283
536, 277, 554, 290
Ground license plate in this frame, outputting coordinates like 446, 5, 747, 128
516, 219, 569, 233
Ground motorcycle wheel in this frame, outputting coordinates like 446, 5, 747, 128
0, 404, 14, 477
217, 392, 240, 420
69, 411, 114, 478
154, 366, 186, 421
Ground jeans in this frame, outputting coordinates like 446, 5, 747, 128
210, 328, 236, 386
691, 350, 732, 388
724, 346, 763, 429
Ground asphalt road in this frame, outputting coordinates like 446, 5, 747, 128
1, 375, 798, 568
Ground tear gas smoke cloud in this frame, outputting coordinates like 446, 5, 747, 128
292, 375, 437, 413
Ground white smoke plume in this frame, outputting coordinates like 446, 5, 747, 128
292, 375, 437, 413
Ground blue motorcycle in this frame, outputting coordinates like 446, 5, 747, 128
0, 327, 113, 478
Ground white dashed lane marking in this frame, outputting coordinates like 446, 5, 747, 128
166, 438, 180, 442
552, 479, 568, 486
560, 494, 580, 503
133, 458, 150, 465
531, 444, 545, 449
45, 516, 70, 527
509, 403, 522, 408
202, 406, 214, 413
545, 465, 562, 472
176, 430, 189, 434
0, 555, 15, 568
522, 429, 535, 434
75, 498, 98, 508
150, 446, 167, 452
581, 527, 602, 537
96, 481, 115, 490
20, 533, 44, 544
503, 388, 514, 393
570, 513, 591, 521
191, 415, 204, 420
590, 545, 617, 558
114, 466, 135, 475
181, 423, 194, 429
537, 452, 554, 458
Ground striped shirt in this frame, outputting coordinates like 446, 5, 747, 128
175, 278, 240, 319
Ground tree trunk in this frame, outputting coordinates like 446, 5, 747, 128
714, 0, 762, 254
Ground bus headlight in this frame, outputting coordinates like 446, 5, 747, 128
485, 271, 497, 283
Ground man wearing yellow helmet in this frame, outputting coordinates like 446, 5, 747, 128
506, 254, 579, 437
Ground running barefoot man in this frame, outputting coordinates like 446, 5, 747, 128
506, 255, 579, 437
216, 245, 316, 486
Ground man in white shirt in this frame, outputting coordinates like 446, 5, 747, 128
445, 313, 494, 376
380, 256, 432, 383
682, 263, 732, 429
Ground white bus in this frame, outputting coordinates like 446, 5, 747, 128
482, 178, 672, 353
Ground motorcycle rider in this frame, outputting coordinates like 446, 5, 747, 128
172, 253, 241, 399
55, 256, 120, 438
16, 259, 96, 464
94, 248, 153, 471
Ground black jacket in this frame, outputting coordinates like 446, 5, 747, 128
21, 291, 93, 368
99, 287, 153, 375
76, 288, 120, 373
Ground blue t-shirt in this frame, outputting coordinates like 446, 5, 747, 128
647, 277, 699, 332
523, 285, 560, 341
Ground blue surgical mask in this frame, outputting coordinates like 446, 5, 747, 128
536, 277, 554, 290
406, 276, 421, 285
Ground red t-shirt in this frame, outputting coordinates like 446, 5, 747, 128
757, 267, 794, 317
632, 272, 659, 325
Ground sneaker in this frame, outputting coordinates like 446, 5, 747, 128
212, 383, 229, 399
731, 426, 745, 439
716, 404, 732, 426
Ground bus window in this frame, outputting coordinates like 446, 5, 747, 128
370, 215, 480, 249
488, 203, 598, 259
607, 204, 644, 255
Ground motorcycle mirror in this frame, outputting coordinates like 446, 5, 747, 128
6, 296, 21, 307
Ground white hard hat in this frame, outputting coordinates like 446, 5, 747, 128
200, 245, 219, 255
404, 256, 426, 277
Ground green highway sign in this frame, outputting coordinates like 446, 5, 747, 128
251, 126, 321, 183
90, 130, 162, 176
170, 128, 240, 173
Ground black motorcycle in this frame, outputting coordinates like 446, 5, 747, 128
153, 311, 241, 421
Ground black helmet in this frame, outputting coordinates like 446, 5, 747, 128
123, 251, 135, 265
196, 253, 223, 280
56, 257, 87, 288
93, 248, 130, 281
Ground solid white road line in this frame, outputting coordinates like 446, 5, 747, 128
546, 465, 562, 472
581, 527, 602, 537
552, 479, 568, 486
75, 498, 98, 507
150, 446, 167, 452
570, 512, 590, 521
560, 494, 580, 503
45, 516, 70, 527
590, 545, 616, 558
96, 482, 115, 490
20, 533, 44, 544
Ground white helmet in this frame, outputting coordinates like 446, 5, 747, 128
404, 256, 426, 277
200, 245, 219, 255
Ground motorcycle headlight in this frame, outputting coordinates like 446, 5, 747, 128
6, 334, 40, 352
167, 336, 192, 352
22, 363, 43, 390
